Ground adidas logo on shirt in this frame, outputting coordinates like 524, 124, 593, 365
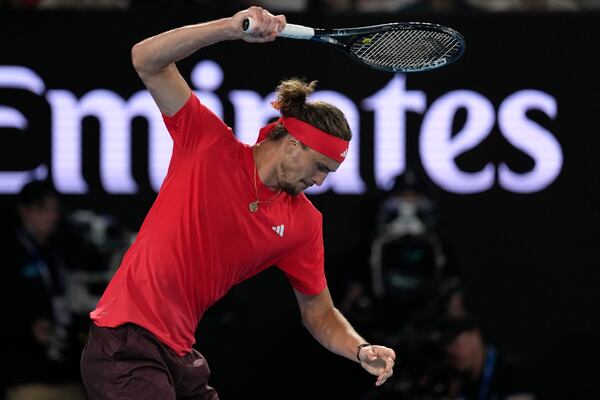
272, 225, 285, 237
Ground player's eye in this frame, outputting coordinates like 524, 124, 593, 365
317, 164, 329, 173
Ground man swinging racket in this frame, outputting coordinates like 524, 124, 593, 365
80, 6, 395, 399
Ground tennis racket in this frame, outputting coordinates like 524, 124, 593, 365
243, 18, 466, 73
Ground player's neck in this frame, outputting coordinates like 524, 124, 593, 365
253, 142, 281, 190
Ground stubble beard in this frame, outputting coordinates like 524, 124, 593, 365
279, 181, 302, 196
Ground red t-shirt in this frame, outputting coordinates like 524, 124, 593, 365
91, 94, 326, 356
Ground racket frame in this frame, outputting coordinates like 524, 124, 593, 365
243, 19, 466, 73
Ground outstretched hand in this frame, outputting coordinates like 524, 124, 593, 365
232, 6, 286, 43
358, 345, 396, 386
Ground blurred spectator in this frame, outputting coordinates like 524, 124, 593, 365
435, 317, 536, 400
234, 0, 309, 12
314, 0, 354, 12
231, 0, 355, 13
4, 0, 599, 10
578, 0, 600, 9
355, 0, 419, 12
0, 181, 85, 400
466, 0, 579, 11
403, 0, 483, 12
7, 0, 128, 8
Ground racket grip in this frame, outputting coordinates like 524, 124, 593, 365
242, 17, 315, 39
279, 24, 315, 39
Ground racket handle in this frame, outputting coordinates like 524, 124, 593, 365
243, 17, 315, 39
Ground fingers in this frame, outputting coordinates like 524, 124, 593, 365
276, 14, 287, 31
381, 354, 394, 373
241, 7, 286, 43
367, 346, 396, 364
378, 348, 394, 373
376, 367, 393, 386
364, 346, 396, 386
364, 347, 378, 362
387, 347, 397, 361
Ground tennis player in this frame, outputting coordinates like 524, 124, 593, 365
80, 6, 395, 399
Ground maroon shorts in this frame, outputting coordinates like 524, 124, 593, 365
80, 323, 218, 400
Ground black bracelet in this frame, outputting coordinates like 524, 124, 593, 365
356, 343, 371, 361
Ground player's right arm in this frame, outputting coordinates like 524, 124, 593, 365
131, 7, 286, 116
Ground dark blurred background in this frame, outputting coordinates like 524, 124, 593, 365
1, 1, 599, 399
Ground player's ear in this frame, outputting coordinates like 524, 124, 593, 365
285, 137, 301, 155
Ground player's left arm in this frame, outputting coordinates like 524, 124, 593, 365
294, 286, 395, 386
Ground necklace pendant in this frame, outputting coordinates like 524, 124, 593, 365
249, 201, 259, 213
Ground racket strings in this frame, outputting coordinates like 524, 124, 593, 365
350, 29, 462, 71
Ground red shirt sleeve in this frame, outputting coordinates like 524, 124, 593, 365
162, 93, 234, 154
277, 209, 327, 295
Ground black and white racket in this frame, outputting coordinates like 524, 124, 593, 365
243, 18, 466, 73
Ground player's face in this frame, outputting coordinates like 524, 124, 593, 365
278, 139, 340, 196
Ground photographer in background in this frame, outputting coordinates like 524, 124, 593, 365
436, 317, 536, 400
0, 180, 85, 400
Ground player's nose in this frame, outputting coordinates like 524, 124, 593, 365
312, 171, 328, 186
